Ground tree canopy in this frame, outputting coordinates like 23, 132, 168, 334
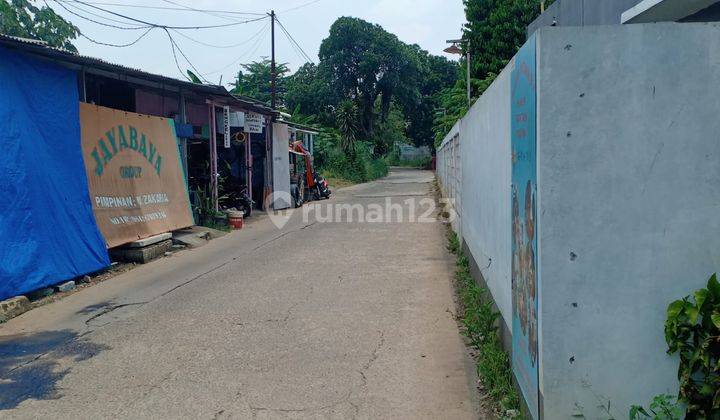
463, 0, 547, 81
0, 0, 78, 52
230, 58, 290, 107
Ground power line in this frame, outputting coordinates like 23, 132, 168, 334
279, 0, 323, 14
275, 17, 314, 64
80, 27, 155, 47
166, 29, 191, 82
163, 28, 210, 83
159, 0, 247, 23
168, 18, 269, 49
59, 0, 267, 30
58, 0, 266, 16
202, 22, 271, 77
49, 0, 151, 30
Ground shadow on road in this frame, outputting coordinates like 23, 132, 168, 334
0, 329, 109, 410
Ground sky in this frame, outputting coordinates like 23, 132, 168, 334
46, 0, 467, 88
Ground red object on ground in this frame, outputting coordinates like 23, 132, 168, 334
228, 213, 244, 230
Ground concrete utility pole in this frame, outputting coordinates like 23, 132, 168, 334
270, 10, 276, 112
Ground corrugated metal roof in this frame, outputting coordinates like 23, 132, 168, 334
0, 34, 276, 115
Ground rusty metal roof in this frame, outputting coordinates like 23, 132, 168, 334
0, 34, 276, 115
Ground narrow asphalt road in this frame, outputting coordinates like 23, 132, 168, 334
0, 168, 483, 419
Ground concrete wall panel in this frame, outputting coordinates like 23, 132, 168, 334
460, 63, 514, 330
537, 23, 720, 419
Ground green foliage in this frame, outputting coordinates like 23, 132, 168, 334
230, 58, 290, 106
431, 0, 546, 147
286, 63, 334, 122
447, 230, 523, 417
372, 100, 409, 155
463, 0, 544, 81
433, 73, 497, 147
319, 17, 420, 138
312, 129, 387, 185
630, 395, 683, 420
663, 274, 720, 418
336, 100, 359, 153
1, 0, 78, 51
186, 70, 202, 84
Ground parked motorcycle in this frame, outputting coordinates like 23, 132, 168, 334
313, 172, 331, 200
223, 186, 254, 218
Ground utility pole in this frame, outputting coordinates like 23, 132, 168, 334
270, 10, 276, 113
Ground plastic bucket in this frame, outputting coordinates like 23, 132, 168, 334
227, 211, 244, 230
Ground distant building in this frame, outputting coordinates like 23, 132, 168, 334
528, 0, 720, 35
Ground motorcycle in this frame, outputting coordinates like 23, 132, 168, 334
313, 172, 331, 200
223, 186, 254, 218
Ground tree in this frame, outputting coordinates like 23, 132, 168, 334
1, 0, 79, 52
335, 100, 359, 153
463, 0, 546, 81
318, 17, 420, 138
285, 62, 333, 123
230, 58, 290, 107
403, 45, 459, 147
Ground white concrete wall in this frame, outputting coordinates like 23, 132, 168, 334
459, 63, 514, 330
536, 23, 720, 419
437, 120, 462, 235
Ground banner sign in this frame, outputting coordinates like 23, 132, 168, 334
511, 34, 539, 419
223, 105, 231, 148
229, 111, 245, 128
244, 112, 264, 133
80, 103, 194, 248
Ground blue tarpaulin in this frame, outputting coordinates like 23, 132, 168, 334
0, 46, 110, 301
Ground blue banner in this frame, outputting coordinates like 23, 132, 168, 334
511, 34, 539, 419
0, 47, 110, 300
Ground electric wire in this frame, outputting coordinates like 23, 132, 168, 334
79, 26, 155, 47
49, 0, 151, 30
168, 18, 269, 49
159, 0, 243, 23
201, 21, 271, 77
279, 0, 323, 14
59, 0, 267, 30
58, 0, 265, 16
163, 28, 211, 83
275, 17, 314, 64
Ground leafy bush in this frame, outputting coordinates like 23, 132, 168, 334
663, 274, 720, 418
448, 230, 522, 417
630, 394, 683, 420
315, 134, 387, 184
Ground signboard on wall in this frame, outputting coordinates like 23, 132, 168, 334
511, 34, 539, 419
80, 103, 194, 248
244, 112, 264, 133
223, 105, 231, 148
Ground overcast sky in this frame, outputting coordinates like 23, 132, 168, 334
47, 0, 466, 88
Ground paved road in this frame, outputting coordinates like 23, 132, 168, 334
0, 168, 483, 419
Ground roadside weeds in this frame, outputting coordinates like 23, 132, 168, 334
446, 228, 524, 420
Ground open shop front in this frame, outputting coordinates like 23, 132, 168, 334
184, 101, 272, 224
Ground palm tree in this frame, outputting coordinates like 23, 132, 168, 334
336, 100, 359, 153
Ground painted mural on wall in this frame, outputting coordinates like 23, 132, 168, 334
511, 34, 539, 419
80, 103, 194, 248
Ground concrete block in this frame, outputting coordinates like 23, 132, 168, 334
110, 239, 173, 264
125, 232, 173, 248
0, 296, 31, 322
172, 232, 210, 249
27, 287, 54, 300
55, 280, 76, 293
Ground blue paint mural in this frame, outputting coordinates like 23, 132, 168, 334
511, 34, 539, 419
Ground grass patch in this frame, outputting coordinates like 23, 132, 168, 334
385, 155, 432, 169
447, 229, 523, 419
322, 173, 356, 189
